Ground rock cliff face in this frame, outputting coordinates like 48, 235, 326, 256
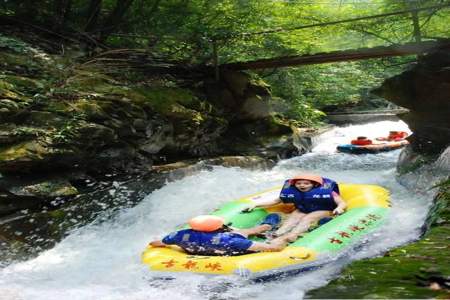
309, 52, 450, 299
373, 51, 450, 155
0, 35, 297, 217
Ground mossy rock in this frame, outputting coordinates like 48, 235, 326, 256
0, 140, 77, 173
397, 145, 438, 175
239, 95, 271, 120
0, 125, 46, 145
0, 35, 32, 54
134, 86, 197, 113
0, 80, 24, 100
0, 75, 45, 95
20, 180, 79, 198
72, 99, 112, 121
72, 121, 118, 147
0, 99, 21, 116
0, 52, 46, 76
306, 179, 450, 299
64, 69, 119, 91
25, 111, 65, 127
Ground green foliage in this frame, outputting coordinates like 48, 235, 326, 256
1, 0, 449, 126
0, 35, 31, 53
263, 56, 408, 125
52, 112, 86, 144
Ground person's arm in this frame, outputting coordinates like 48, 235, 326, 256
244, 197, 282, 211
149, 231, 179, 247
332, 192, 347, 215
255, 197, 282, 208
148, 240, 167, 247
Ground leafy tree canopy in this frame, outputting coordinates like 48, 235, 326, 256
1, 0, 449, 125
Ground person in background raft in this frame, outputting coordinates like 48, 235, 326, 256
245, 174, 347, 243
351, 136, 372, 146
149, 214, 288, 256
376, 131, 408, 142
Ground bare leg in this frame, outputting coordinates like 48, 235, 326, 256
233, 224, 272, 238
275, 210, 332, 243
274, 210, 306, 237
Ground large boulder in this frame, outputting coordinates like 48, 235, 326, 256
373, 51, 450, 154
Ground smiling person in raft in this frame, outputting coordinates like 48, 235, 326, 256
244, 173, 347, 243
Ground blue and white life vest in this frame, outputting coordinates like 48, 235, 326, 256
279, 177, 339, 213
162, 229, 253, 256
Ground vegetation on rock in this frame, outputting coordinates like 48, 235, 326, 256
307, 177, 450, 299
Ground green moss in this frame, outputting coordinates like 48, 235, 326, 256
306, 179, 450, 299
249, 77, 270, 89
0, 75, 45, 94
0, 52, 45, 76
45, 101, 71, 114
64, 69, 118, 91
48, 210, 66, 219
72, 99, 109, 120
23, 181, 79, 197
0, 142, 31, 161
0, 126, 47, 144
134, 86, 197, 112
0, 79, 24, 100
0, 35, 34, 54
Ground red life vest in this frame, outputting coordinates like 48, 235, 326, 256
351, 136, 372, 145
388, 131, 408, 141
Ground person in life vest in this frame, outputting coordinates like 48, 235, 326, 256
387, 131, 408, 141
149, 214, 288, 256
244, 174, 346, 243
351, 136, 373, 146
376, 131, 408, 141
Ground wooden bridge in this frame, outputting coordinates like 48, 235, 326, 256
220, 40, 450, 71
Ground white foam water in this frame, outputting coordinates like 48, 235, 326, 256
0, 120, 439, 300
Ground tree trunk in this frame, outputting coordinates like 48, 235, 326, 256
15, 0, 37, 21
411, 10, 422, 42
99, 0, 135, 41
84, 0, 103, 33
405, 0, 422, 42
222, 41, 450, 71
53, 0, 72, 31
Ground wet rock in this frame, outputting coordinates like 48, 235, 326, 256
0, 74, 44, 94
307, 166, 450, 299
17, 179, 78, 198
151, 155, 275, 177
397, 145, 431, 174
434, 146, 450, 172
139, 123, 173, 154
26, 111, 64, 127
239, 95, 271, 120
0, 124, 42, 145
0, 188, 47, 216
374, 51, 450, 155
74, 121, 117, 147
0, 139, 77, 173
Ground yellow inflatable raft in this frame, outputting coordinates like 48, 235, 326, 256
142, 183, 390, 279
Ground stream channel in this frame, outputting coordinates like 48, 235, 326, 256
0, 120, 441, 300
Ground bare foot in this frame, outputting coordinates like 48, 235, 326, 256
285, 232, 303, 243
260, 224, 272, 231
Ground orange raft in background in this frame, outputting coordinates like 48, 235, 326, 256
339, 131, 410, 154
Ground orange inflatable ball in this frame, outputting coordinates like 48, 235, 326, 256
189, 215, 225, 232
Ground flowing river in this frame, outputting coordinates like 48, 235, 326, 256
0, 120, 439, 300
